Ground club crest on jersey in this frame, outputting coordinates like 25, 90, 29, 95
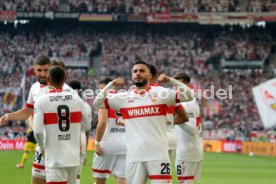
150, 93, 158, 103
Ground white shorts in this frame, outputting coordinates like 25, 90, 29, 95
46, 166, 78, 184
92, 153, 126, 179
126, 160, 172, 184
175, 160, 203, 183
32, 149, 46, 179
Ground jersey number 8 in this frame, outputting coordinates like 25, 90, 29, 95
57, 105, 70, 132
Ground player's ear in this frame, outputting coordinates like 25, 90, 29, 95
148, 73, 152, 80
47, 76, 51, 84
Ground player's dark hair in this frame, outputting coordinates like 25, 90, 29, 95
48, 66, 65, 85
174, 72, 191, 84
148, 63, 157, 78
98, 77, 112, 85
132, 61, 150, 70
68, 80, 81, 90
34, 55, 51, 66
51, 59, 66, 69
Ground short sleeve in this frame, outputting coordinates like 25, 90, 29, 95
33, 98, 44, 134
25, 85, 34, 108
105, 92, 127, 111
159, 88, 178, 107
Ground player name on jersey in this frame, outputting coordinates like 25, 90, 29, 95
49, 95, 73, 102
58, 134, 70, 140
110, 127, 125, 133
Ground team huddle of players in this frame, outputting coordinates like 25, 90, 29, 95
0, 55, 203, 184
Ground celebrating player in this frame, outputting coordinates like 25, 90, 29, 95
93, 77, 126, 184
34, 66, 91, 184
174, 72, 204, 184
93, 61, 194, 183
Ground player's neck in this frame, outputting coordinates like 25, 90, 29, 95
135, 83, 151, 94
48, 84, 63, 91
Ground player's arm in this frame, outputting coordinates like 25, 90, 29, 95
27, 115, 34, 130
0, 86, 36, 126
81, 102, 92, 158
173, 104, 189, 125
81, 102, 92, 132
177, 117, 197, 136
176, 104, 197, 136
158, 74, 194, 102
95, 109, 108, 156
33, 100, 45, 151
93, 78, 124, 109
0, 106, 33, 125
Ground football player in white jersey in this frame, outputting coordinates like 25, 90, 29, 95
93, 61, 194, 184
174, 72, 204, 184
68, 80, 92, 184
147, 63, 189, 161
0, 55, 51, 184
93, 77, 126, 184
34, 66, 91, 184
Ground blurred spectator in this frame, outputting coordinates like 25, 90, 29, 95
0, 23, 274, 140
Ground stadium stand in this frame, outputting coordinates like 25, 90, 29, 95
0, 0, 276, 142
1, 0, 275, 13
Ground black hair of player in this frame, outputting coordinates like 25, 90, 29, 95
48, 66, 65, 85
68, 80, 81, 90
132, 61, 151, 71
174, 72, 191, 84
148, 63, 157, 78
98, 77, 113, 85
34, 55, 51, 66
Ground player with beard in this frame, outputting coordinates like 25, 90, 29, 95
0, 55, 51, 184
93, 61, 194, 184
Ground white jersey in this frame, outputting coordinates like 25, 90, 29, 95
34, 89, 91, 168
176, 99, 203, 162
166, 106, 177, 150
100, 109, 126, 155
26, 82, 76, 109
26, 82, 48, 170
26, 82, 47, 109
27, 83, 77, 149
105, 87, 179, 162
150, 84, 177, 151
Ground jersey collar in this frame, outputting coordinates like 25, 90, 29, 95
133, 86, 152, 95
47, 89, 63, 93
